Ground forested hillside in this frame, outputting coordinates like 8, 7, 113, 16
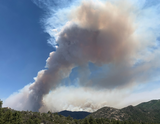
0, 107, 157, 124
0, 99, 160, 124
136, 100, 160, 111
88, 100, 160, 123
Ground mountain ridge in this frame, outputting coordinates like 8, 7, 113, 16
58, 110, 91, 119
136, 99, 160, 111
58, 99, 160, 123
87, 99, 160, 123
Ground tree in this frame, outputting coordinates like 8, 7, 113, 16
95, 118, 103, 124
12, 111, 22, 124
89, 116, 97, 124
47, 111, 51, 114
0, 108, 4, 124
67, 115, 73, 120
0, 100, 2, 108
4, 110, 13, 124
83, 118, 90, 124
74, 119, 78, 124
34, 118, 41, 124
26, 119, 34, 124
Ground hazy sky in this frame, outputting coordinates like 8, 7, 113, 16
1, 0, 160, 112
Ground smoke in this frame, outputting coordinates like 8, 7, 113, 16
39, 86, 128, 112
40, 86, 160, 112
4, 85, 160, 112
4, 0, 160, 112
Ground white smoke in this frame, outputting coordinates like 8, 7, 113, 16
4, 84, 160, 112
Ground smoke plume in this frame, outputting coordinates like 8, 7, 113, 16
4, 0, 160, 112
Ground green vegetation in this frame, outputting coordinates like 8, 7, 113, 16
136, 100, 160, 111
88, 100, 160, 123
0, 108, 158, 124
0, 100, 160, 124
0, 100, 2, 108
0, 108, 22, 124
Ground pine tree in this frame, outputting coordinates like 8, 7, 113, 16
0, 100, 2, 108
12, 111, 22, 124
26, 119, 34, 124
83, 118, 90, 124
4, 110, 13, 124
34, 118, 41, 124
0, 108, 4, 124
89, 116, 97, 124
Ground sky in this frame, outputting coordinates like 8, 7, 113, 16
0, 0, 54, 98
0, 0, 160, 112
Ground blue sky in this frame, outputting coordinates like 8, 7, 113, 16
1, 0, 160, 112
0, 0, 54, 99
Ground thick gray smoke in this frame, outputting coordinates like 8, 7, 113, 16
4, 0, 160, 112
25, 1, 142, 111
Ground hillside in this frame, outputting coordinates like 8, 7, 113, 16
0, 99, 160, 123
87, 106, 123, 120
120, 105, 154, 122
136, 99, 160, 111
0, 107, 151, 124
87, 99, 160, 123
58, 110, 90, 119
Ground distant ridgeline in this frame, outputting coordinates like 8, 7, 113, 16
0, 99, 160, 124
87, 99, 160, 123
58, 110, 91, 119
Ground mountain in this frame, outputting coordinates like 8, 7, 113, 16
86, 106, 123, 120
136, 99, 160, 111
58, 110, 91, 119
0, 107, 150, 124
1, 99, 160, 123
87, 99, 160, 123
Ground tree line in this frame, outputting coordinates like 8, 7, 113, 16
0, 100, 159, 124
